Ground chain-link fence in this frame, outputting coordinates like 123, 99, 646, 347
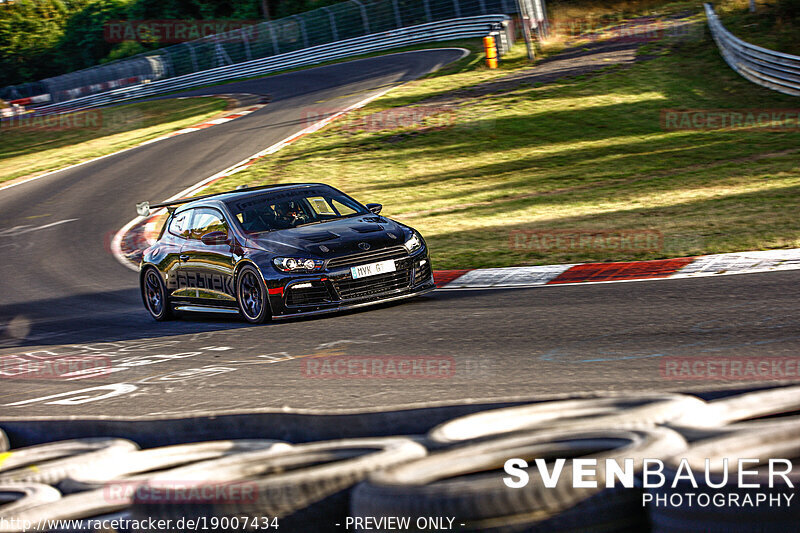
1, 0, 548, 105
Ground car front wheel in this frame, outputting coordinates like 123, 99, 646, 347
236, 265, 271, 324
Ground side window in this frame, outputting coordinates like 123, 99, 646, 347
332, 199, 357, 215
189, 208, 227, 240
168, 210, 191, 239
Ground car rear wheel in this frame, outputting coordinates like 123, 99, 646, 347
236, 265, 271, 324
141, 267, 174, 321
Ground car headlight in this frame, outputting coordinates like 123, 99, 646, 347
273, 257, 324, 272
404, 232, 422, 253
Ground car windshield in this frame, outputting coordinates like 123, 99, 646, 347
226, 186, 370, 233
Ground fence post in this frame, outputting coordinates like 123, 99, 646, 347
322, 7, 339, 41
530, 0, 543, 40
268, 21, 280, 55
213, 42, 233, 68
392, 0, 403, 28
242, 30, 252, 61
453, 0, 462, 18
423, 0, 433, 22
351, 0, 371, 35
186, 43, 199, 72
478, 0, 487, 14
291, 15, 310, 48
540, 0, 550, 37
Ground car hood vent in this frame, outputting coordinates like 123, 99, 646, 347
352, 225, 384, 234
299, 231, 340, 242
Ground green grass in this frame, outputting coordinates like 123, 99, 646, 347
200, 9, 800, 270
0, 97, 227, 185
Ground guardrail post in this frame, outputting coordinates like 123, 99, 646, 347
478, 0, 487, 14
453, 0, 462, 18
351, 0, 371, 35
392, 0, 403, 28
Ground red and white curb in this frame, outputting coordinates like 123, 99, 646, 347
139, 101, 264, 146
433, 249, 800, 289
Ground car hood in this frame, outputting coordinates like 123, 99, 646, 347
244, 216, 410, 258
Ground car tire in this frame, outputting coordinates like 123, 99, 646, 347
236, 265, 271, 324
129, 437, 426, 531
59, 439, 288, 493
428, 393, 707, 444
0, 483, 62, 518
352, 428, 686, 530
668, 385, 800, 441
0, 438, 139, 485
141, 267, 174, 321
650, 421, 800, 533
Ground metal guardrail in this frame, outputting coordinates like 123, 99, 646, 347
36, 15, 510, 114
704, 3, 800, 97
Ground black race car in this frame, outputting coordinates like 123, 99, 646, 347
137, 183, 434, 322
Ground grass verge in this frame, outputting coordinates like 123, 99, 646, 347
200, 6, 800, 270
0, 97, 228, 186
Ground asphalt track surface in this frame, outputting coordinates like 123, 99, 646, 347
1, 49, 799, 418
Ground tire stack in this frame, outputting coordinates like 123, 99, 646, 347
1, 387, 799, 532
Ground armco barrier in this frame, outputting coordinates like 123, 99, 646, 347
36, 16, 510, 115
705, 3, 800, 96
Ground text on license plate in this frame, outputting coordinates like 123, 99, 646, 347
350, 259, 397, 279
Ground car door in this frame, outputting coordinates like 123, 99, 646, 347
178, 207, 237, 304
160, 209, 191, 299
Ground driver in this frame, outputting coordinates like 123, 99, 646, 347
273, 202, 302, 226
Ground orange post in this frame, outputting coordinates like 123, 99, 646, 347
483, 35, 498, 69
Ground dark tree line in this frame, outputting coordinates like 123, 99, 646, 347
0, 0, 338, 87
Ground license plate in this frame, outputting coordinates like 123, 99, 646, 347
351, 259, 397, 279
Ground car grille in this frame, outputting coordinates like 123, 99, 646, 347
285, 282, 333, 307
326, 245, 408, 270
332, 259, 412, 300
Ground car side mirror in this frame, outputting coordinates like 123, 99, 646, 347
366, 203, 382, 214
201, 230, 229, 246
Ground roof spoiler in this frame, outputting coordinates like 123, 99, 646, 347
134, 183, 310, 217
